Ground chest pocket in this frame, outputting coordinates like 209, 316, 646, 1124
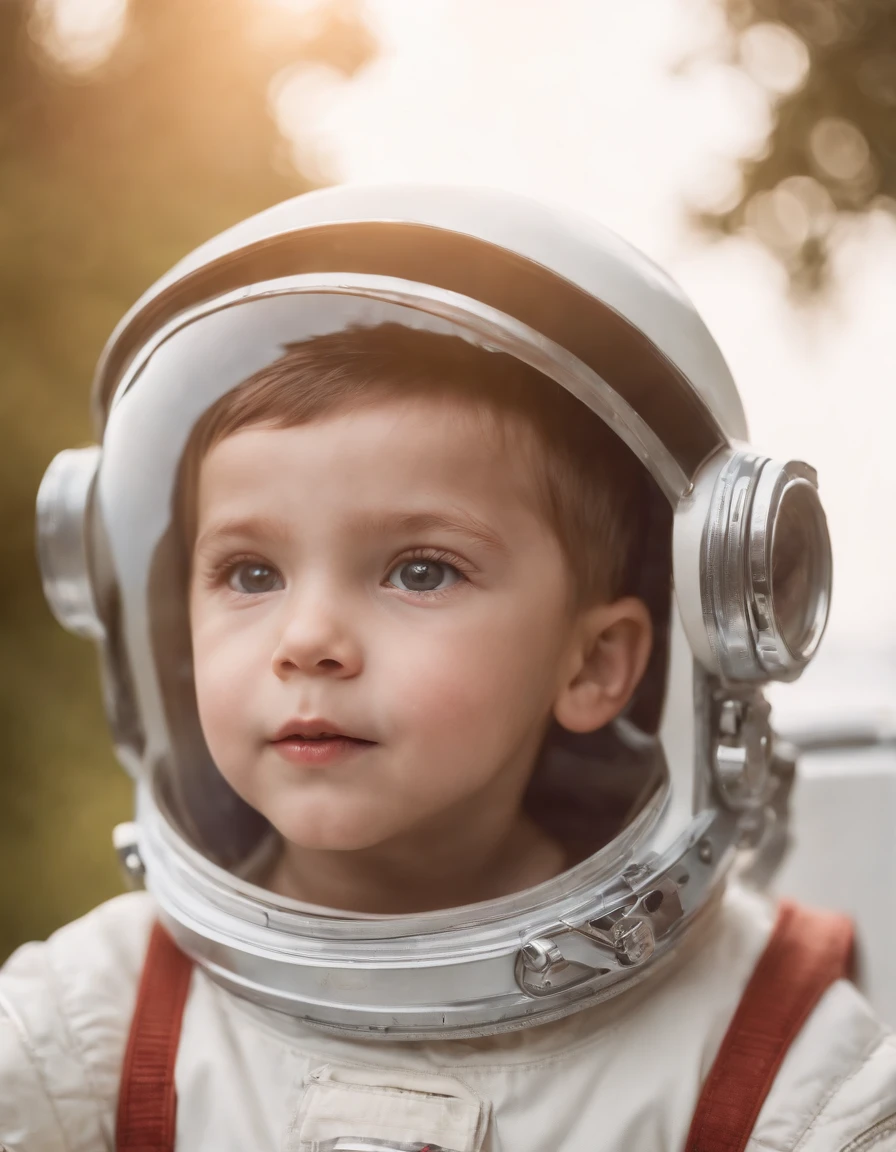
284, 1063, 490, 1152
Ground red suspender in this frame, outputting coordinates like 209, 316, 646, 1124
116, 922, 194, 1152
685, 899, 855, 1152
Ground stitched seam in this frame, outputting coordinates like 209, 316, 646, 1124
791, 1030, 888, 1152
307, 1059, 484, 1101
312, 1117, 472, 1138
0, 981, 74, 1152
307, 1080, 479, 1105
842, 1115, 896, 1152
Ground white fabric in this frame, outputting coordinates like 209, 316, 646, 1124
1, 884, 895, 1152
286, 1065, 489, 1151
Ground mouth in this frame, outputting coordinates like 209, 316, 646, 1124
270, 719, 376, 768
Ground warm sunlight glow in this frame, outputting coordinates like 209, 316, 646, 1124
275, 0, 896, 650
30, 0, 128, 73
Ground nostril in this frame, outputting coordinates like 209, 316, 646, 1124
317, 658, 342, 671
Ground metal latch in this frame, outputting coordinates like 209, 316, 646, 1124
516, 878, 684, 997
713, 693, 774, 810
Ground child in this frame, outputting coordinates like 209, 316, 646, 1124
4, 184, 894, 1151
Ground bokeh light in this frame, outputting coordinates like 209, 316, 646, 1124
29, 0, 129, 73
739, 21, 809, 96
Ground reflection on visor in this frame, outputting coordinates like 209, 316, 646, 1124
771, 481, 829, 659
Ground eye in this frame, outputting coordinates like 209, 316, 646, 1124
228, 561, 284, 595
387, 559, 461, 594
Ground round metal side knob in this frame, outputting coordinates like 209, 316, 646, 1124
36, 446, 104, 640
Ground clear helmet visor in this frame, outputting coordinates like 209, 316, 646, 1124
86, 281, 682, 888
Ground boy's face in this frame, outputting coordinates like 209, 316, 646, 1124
189, 396, 635, 857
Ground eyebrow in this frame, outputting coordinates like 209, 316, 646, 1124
193, 515, 292, 556
192, 509, 509, 557
360, 510, 509, 554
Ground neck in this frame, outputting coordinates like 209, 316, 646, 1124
264, 801, 566, 915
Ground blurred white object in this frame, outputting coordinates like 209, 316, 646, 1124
772, 643, 896, 1026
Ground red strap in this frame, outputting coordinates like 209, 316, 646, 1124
685, 899, 854, 1152
116, 921, 194, 1152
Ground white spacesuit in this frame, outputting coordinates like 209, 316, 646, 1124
2, 185, 894, 1151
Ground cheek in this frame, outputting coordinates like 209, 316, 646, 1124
190, 616, 261, 759
379, 595, 568, 740
192, 659, 241, 766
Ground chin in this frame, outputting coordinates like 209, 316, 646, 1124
271, 813, 395, 853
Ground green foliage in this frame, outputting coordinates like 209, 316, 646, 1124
0, 0, 374, 960
697, 0, 896, 291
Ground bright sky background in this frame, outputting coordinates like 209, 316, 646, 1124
38, 0, 896, 707
276, 0, 896, 669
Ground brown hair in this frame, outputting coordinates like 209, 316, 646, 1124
181, 324, 647, 603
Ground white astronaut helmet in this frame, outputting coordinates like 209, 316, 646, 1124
36, 184, 831, 1039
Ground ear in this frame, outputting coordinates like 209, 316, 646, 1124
553, 597, 653, 734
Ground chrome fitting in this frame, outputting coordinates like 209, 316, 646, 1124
36, 446, 104, 640
113, 822, 146, 889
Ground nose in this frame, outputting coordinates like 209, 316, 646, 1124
271, 586, 363, 680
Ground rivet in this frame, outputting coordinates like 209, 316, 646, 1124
520, 938, 564, 974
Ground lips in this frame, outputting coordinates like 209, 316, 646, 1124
271, 718, 372, 743
270, 718, 375, 768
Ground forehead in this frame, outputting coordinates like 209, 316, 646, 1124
195, 394, 545, 526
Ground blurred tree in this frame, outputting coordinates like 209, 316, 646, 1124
0, 0, 375, 960
696, 0, 896, 291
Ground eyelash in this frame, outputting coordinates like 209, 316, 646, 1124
202, 548, 473, 592
204, 553, 273, 589
384, 546, 472, 596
